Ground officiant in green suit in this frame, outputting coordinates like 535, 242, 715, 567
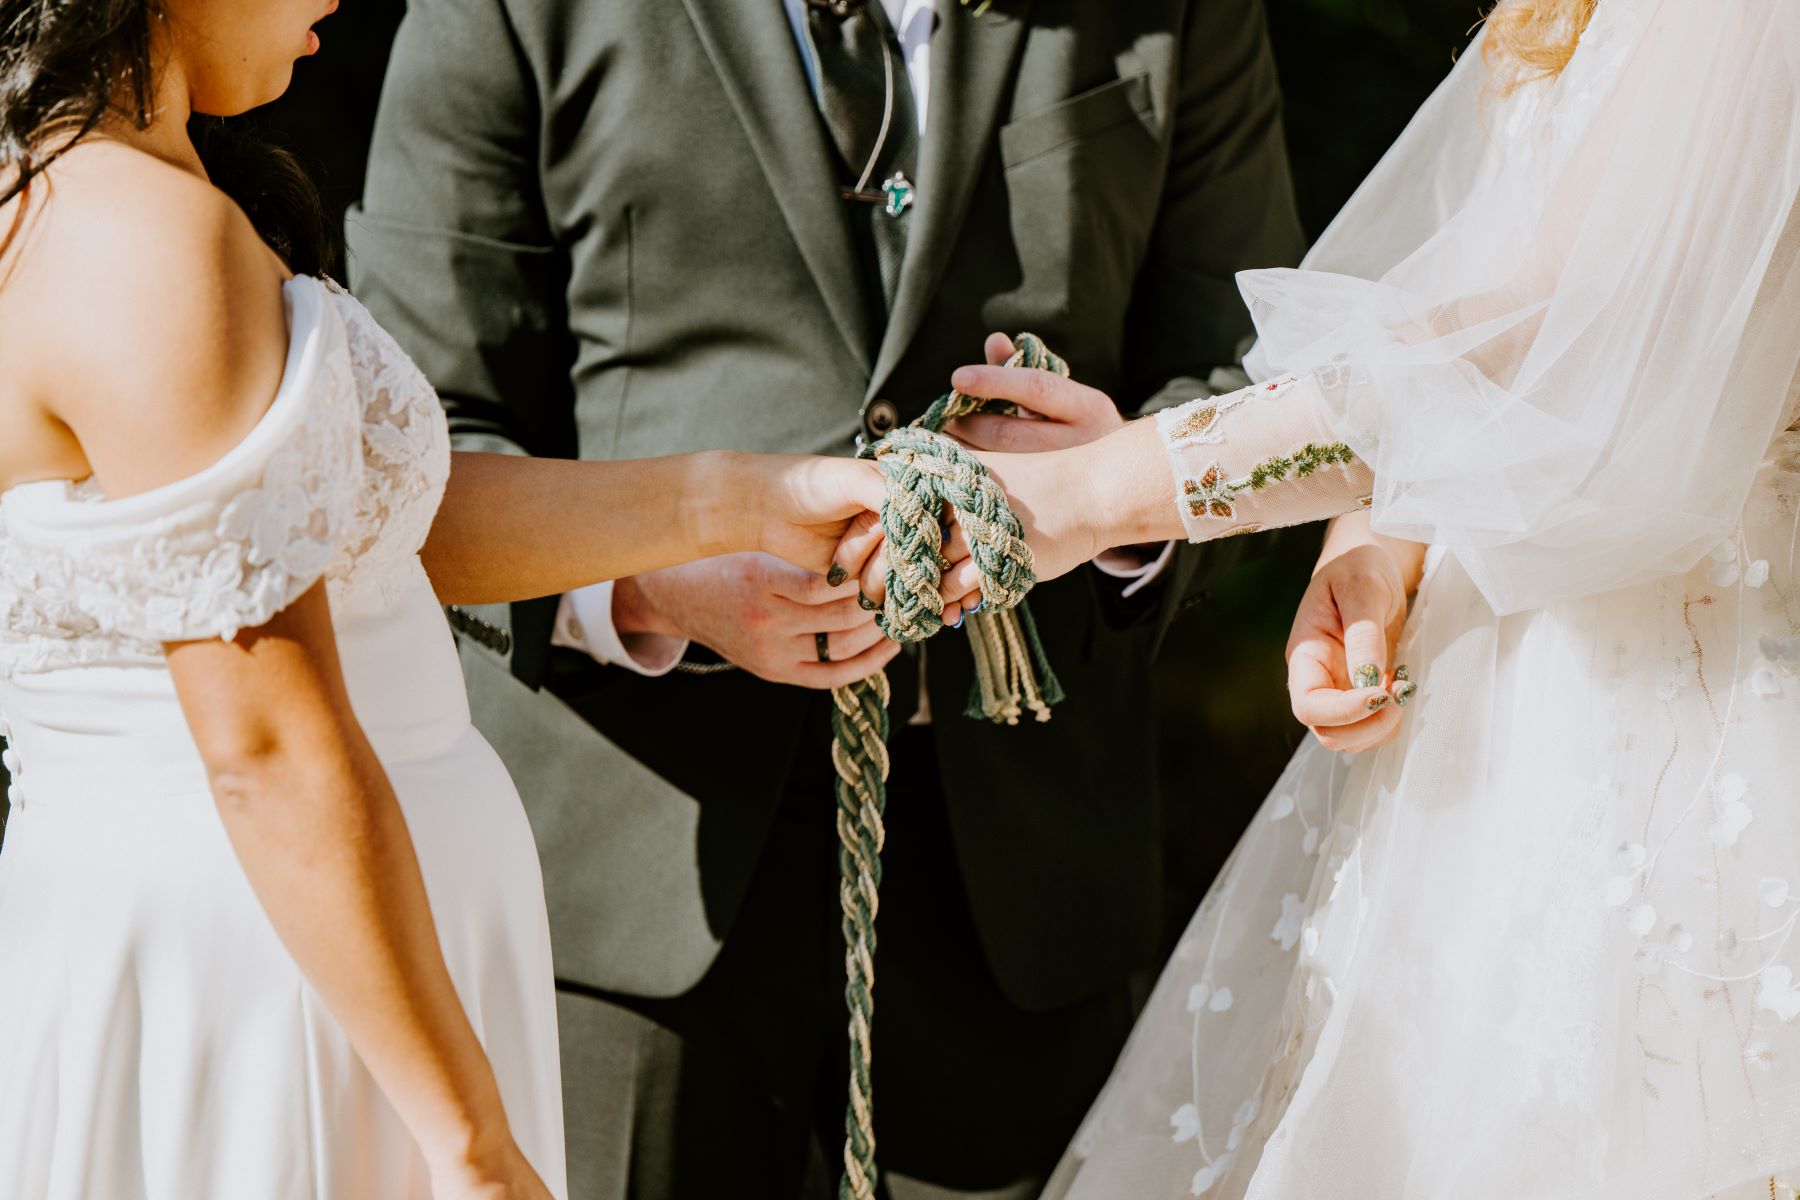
348, 0, 1301, 1194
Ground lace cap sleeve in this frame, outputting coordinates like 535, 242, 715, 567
1, 277, 364, 644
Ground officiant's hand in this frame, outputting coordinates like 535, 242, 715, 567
943, 334, 1125, 452
613, 550, 967, 689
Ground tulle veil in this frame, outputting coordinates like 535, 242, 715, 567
1243, 0, 1800, 615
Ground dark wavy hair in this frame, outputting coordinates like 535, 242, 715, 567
0, 0, 335, 274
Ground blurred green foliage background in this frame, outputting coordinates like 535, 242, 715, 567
0, 1, 1488, 901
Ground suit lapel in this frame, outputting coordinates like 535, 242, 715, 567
866, 0, 1031, 403
678, 0, 874, 374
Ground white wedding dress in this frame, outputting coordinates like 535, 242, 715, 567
0, 276, 567, 1198
1048, 2, 1800, 1197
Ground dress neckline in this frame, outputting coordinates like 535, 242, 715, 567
1, 276, 330, 526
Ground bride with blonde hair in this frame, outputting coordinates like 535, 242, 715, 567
902, 0, 1800, 1193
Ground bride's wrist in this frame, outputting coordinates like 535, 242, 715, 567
426, 1134, 530, 1191
1084, 418, 1184, 552
686, 450, 757, 559
1033, 451, 1103, 568
1377, 533, 1429, 599
1314, 511, 1379, 575
414, 1090, 518, 1182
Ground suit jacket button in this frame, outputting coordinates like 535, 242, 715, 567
862, 398, 899, 441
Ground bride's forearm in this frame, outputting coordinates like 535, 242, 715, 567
1066, 417, 1192, 550
168, 586, 519, 1179
992, 370, 1385, 583
422, 451, 755, 606
978, 419, 1187, 584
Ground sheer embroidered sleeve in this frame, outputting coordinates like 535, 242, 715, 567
0, 279, 364, 652
1225, 2, 1800, 614
1157, 371, 1375, 543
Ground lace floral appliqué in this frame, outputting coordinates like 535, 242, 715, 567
0, 276, 452, 675
1157, 373, 1371, 544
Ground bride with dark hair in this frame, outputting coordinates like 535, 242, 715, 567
0, 4, 907, 1197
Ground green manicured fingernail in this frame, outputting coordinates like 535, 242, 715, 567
857, 593, 877, 612
1366, 693, 1390, 711
1393, 681, 1418, 707
1352, 663, 1381, 690
827, 563, 849, 587
1394, 665, 1410, 683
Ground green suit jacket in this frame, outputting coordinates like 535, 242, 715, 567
349, 0, 1302, 1013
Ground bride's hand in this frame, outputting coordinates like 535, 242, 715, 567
843, 445, 1121, 613
742, 454, 885, 578
1286, 542, 1411, 753
838, 506, 981, 628
971, 418, 1182, 585
966, 447, 1102, 585
428, 1136, 555, 1200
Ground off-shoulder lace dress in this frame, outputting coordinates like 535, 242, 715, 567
0, 276, 567, 1199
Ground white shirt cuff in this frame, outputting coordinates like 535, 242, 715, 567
1093, 542, 1175, 600
551, 582, 690, 677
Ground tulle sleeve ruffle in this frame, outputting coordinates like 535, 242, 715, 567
1241, 0, 1800, 614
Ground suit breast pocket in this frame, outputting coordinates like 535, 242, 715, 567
995, 74, 1162, 325
998, 73, 1157, 171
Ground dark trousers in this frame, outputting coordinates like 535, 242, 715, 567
556, 717, 1137, 1199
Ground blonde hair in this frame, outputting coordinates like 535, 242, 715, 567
1482, 0, 1599, 89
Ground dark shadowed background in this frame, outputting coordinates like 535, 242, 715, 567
1, 1, 1486, 920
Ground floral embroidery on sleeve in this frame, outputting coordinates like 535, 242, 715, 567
1157, 372, 1371, 544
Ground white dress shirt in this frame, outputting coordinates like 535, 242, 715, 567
783, 0, 938, 135
553, 0, 1168, 675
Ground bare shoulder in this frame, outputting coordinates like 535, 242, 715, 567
0, 141, 294, 498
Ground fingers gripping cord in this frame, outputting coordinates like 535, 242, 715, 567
832, 334, 1065, 1200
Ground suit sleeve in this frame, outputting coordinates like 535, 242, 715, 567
1123, 0, 1307, 645
345, 0, 574, 461
346, 0, 571, 686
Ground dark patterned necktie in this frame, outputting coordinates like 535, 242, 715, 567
802, 0, 920, 316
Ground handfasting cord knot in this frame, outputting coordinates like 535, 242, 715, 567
832, 333, 1068, 1200
854, 331, 1068, 717
858, 426, 1033, 643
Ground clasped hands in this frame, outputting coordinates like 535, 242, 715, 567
625, 334, 1417, 754
613, 333, 1120, 688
